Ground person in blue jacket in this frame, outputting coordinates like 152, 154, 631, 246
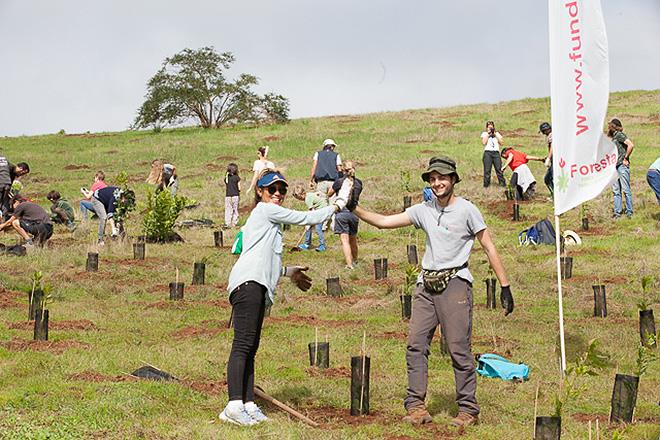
219, 169, 353, 426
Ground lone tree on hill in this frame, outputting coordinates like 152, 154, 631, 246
132, 47, 289, 130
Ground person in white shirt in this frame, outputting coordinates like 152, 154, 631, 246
246, 146, 275, 194
481, 121, 506, 188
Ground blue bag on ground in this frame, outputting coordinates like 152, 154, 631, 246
518, 218, 555, 246
476, 354, 529, 381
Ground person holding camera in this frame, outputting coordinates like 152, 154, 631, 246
480, 121, 506, 187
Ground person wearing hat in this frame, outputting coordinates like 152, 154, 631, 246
353, 156, 513, 429
539, 122, 554, 196
220, 169, 354, 426
310, 138, 342, 202
607, 118, 635, 218
480, 121, 507, 188
0, 196, 53, 246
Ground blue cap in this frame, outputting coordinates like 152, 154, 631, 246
257, 171, 288, 188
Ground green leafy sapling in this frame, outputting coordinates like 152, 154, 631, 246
636, 275, 655, 312
636, 333, 658, 377
402, 265, 420, 296
400, 170, 412, 194
553, 339, 609, 417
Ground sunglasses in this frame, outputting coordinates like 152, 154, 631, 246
267, 184, 288, 195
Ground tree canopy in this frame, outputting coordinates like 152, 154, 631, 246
133, 47, 289, 130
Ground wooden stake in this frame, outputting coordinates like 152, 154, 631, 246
315, 327, 319, 367
588, 420, 592, 440
596, 418, 599, 440
175, 267, 179, 285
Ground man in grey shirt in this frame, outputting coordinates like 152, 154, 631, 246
353, 156, 513, 429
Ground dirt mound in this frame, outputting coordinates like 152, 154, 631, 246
266, 314, 364, 329
205, 163, 224, 171
183, 378, 227, 395
0, 287, 23, 309
306, 366, 351, 379
0, 337, 91, 354
263, 135, 280, 142
68, 371, 137, 382
374, 330, 407, 341
419, 149, 436, 154
7, 319, 98, 331
63, 164, 92, 170
170, 321, 229, 339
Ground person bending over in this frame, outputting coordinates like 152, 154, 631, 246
353, 156, 513, 429
0, 196, 53, 246
500, 146, 545, 201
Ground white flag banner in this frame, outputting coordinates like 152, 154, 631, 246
549, 0, 617, 216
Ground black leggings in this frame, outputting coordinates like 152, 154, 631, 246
227, 281, 267, 402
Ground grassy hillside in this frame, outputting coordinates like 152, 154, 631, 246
0, 90, 658, 439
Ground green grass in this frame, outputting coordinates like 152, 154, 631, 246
0, 90, 659, 439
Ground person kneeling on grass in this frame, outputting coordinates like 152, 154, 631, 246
220, 169, 353, 426
352, 156, 513, 429
0, 196, 53, 247
46, 191, 76, 232
292, 181, 327, 252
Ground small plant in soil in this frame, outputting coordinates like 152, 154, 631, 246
553, 339, 608, 417
637, 275, 655, 312
399, 169, 412, 194
402, 264, 419, 296
636, 333, 657, 377
142, 188, 188, 242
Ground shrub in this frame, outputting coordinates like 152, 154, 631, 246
142, 189, 187, 242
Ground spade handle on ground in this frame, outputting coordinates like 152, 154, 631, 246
253, 386, 319, 427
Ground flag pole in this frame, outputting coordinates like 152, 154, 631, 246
554, 214, 567, 375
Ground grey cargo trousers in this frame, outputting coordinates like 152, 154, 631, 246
404, 277, 479, 416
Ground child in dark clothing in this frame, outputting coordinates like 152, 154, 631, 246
224, 163, 241, 228
47, 190, 76, 231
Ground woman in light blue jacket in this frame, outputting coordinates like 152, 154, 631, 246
220, 169, 353, 426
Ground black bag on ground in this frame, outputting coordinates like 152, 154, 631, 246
518, 219, 555, 245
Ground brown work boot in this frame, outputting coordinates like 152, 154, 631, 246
403, 405, 433, 425
451, 411, 478, 428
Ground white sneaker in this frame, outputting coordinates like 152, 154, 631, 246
245, 402, 269, 423
219, 405, 257, 426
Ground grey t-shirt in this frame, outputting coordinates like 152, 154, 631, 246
405, 197, 487, 283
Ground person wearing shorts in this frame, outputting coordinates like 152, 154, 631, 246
329, 161, 362, 269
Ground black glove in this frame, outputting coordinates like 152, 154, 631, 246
500, 285, 514, 316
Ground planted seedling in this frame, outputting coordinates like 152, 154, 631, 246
638, 275, 656, 348
169, 267, 184, 300
192, 256, 210, 285
308, 328, 329, 368
580, 203, 589, 231
351, 332, 370, 416
133, 242, 145, 260
400, 265, 418, 320
86, 252, 99, 272
485, 268, 497, 309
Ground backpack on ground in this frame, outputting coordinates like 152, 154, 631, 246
476, 353, 529, 381
518, 218, 555, 246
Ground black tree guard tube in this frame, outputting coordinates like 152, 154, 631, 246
610, 373, 639, 423
350, 356, 370, 416
485, 278, 497, 309
512, 203, 520, 221
214, 230, 223, 247
639, 309, 656, 347
560, 257, 573, 279
403, 196, 412, 210
33, 309, 49, 341
133, 242, 145, 260
169, 282, 184, 300
592, 285, 607, 318
326, 278, 343, 297
192, 262, 205, 285
400, 295, 412, 320
308, 342, 329, 368
534, 416, 561, 440
28, 289, 44, 321
86, 252, 98, 272
406, 244, 418, 266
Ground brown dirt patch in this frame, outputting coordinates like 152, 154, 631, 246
183, 378, 227, 395
472, 335, 519, 357
504, 128, 529, 138
63, 164, 92, 170
374, 330, 407, 341
205, 163, 224, 171
215, 155, 239, 161
0, 337, 91, 354
263, 135, 280, 142
68, 371, 137, 382
484, 199, 525, 221
512, 109, 535, 116
419, 149, 437, 154
170, 321, 229, 339
430, 121, 455, 127
577, 226, 611, 236
571, 413, 608, 424
46, 236, 78, 249
266, 314, 364, 329
0, 287, 23, 309
7, 319, 98, 331
306, 366, 351, 379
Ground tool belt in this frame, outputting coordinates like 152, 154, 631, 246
421, 263, 467, 295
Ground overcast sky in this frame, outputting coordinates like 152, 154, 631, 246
0, 0, 658, 137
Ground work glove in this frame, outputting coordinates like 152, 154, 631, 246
500, 285, 514, 316
333, 177, 354, 211
286, 266, 312, 291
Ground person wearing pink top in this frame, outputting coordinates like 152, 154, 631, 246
80, 171, 108, 220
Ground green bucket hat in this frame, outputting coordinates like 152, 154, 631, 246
421, 156, 461, 183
